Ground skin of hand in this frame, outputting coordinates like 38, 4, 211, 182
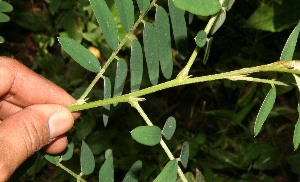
0, 56, 80, 180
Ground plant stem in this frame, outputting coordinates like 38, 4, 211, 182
228, 76, 288, 86
159, 140, 187, 182
69, 60, 300, 112
56, 162, 87, 182
177, 0, 234, 80
176, 46, 200, 79
129, 98, 153, 126
78, 0, 158, 102
129, 99, 187, 182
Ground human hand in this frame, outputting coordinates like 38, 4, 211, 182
0, 57, 79, 180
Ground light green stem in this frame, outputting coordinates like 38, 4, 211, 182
56, 162, 87, 182
69, 60, 300, 112
177, 0, 233, 80
176, 46, 200, 80
78, 0, 158, 102
129, 99, 187, 182
129, 98, 153, 126
228, 76, 288, 86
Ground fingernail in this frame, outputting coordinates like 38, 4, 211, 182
48, 110, 74, 139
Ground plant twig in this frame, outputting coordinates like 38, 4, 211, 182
228, 76, 289, 86
129, 98, 187, 182
69, 60, 299, 112
77, 0, 159, 102
56, 162, 87, 182
176, 0, 234, 80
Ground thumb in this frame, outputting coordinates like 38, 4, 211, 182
0, 104, 74, 180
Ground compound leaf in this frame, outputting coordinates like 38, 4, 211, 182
254, 86, 276, 136
168, 0, 187, 59
179, 141, 189, 168
174, 0, 221, 16
294, 102, 300, 150
131, 126, 161, 146
162, 116, 176, 140
195, 30, 207, 47
122, 160, 142, 182
103, 77, 112, 126
116, 0, 134, 32
153, 160, 178, 182
155, 6, 173, 79
280, 21, 300, 61
90, 0, 119, 50
113, 58, 128, 98
80, 140, 95, 175
130, 40, 143, 92
143, 22, 159, 85
0, 1, 13, 12
136, 0, 150, 14
99, 149, 114, 182
58, 36, 100, 73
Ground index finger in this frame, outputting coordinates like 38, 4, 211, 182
0, 57, 76, 107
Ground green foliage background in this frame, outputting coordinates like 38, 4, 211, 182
0, 0, 300, 181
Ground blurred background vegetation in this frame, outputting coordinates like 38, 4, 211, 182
1, 0, 300, 181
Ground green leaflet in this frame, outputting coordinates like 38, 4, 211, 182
122, 160, 142, 182
0, 12, 9, 22
162, 116, 176, 140
130, 40, 143, 92
0, 36, 4, 43
103, 77, 112, 126
280, 21, 300, 61
90, 0, 119, 50
254, 86, 276, 136
61, 142, 74, 161
293, 102, 300, 150
113, 58, 128, 98
174, 0, 221, 16
115, 0, 134, 32
131, 126, 162, 146
280, 22, 300, 149
153, 160, 178, 182
58, 36, 100, 73
179, 141, 189, 168
143, 22, 160, 85
155, 6, 173, 79
246, 0, 300, 32
203, 37, 213, 64
210, 8, 226, 35
0, 1, 13, 12
293, 74, 300, 92
99, 149, 114, 181
225, 0, 235, 11
80, 140, 95, 175
195, 30, 207, 47
136, 0, 150, 14
168, 0, 187, 59
44, 154, 60, 165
